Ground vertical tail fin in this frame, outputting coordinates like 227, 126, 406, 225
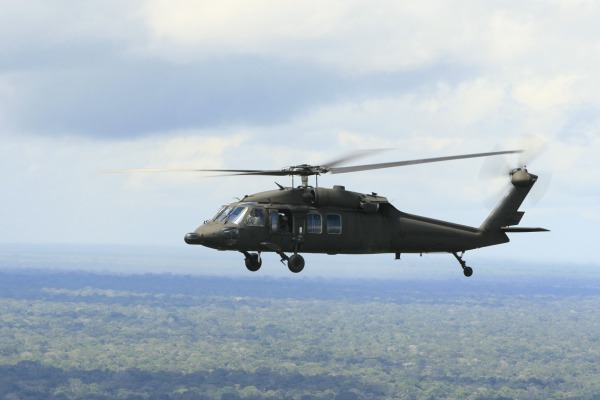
480, 169, 540, 232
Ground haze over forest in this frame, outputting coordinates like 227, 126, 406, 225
1, 244, 600, 399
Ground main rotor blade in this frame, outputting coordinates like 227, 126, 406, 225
100, 168, 292, 176
329, 150, 523, 174
217, 170, 293, 176
193, 169, 293, 176
321, 149, 391, 168
100, 168, 205, 173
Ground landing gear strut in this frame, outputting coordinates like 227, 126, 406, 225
242, 252, 262, 272
452, 252, 473, 277
277, 250, 305, 273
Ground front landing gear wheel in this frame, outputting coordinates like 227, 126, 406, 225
463, 266, 473, 277
244, 253, 262, 272
287, 254, 305, 273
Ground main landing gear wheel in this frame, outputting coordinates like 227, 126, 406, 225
463, 266, 473, 277
287, 254, 305, 273
244, 252, 262, 272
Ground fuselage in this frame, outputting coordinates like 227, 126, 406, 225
185, 185, 506, 256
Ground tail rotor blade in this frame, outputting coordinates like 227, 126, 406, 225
517, 134, 549, 167
479, 135, 551, 209
479, 146, 513, 180
528, 171, 553, 206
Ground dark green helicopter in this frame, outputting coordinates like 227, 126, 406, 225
180, 150, 549, 277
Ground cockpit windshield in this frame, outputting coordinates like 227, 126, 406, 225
212, 205, 233, 222
226, 206, 248, 225
211, 202, 263, 226
211, 205, 227, 221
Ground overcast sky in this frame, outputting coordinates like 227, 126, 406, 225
1, 1, 599, 272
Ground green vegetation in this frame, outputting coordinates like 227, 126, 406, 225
1, 271, 600, 399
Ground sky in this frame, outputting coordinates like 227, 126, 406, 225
1, 0, 599, 272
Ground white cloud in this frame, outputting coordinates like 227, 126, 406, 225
151, 132, 248, 169
139, 1, 600, 74
483, 10, 537, 63
140, 1, 476, 71
441, 79, 507, 125
0, 0, 146, 50
514, 75, 584, 110
0, 75, 15, 126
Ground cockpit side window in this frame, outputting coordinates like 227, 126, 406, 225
246, 208, 265, 226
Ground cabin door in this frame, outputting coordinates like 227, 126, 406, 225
356, 213, 385, 253
268, 209, 295, 252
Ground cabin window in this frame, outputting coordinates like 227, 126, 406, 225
270, 211, 279, 232
307, 213, 322, 234
327, 214, 342, 234
246, 208, 265, 226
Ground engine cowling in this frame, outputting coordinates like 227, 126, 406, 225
305, 186, 381, 213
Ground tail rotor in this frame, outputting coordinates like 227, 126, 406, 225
479, 135, 552, 208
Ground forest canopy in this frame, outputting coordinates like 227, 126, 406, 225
1, 270, 600, 399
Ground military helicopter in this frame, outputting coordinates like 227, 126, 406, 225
169, 149, 548, 277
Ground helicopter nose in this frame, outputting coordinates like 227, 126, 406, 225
184, 226, 239, 249
184, 232, 203, 245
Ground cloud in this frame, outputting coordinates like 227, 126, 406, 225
1, 50, 475, 139
2, 56, 337, 137
139, 1, 600, 73
0, 1, 146, 55
4, 0, 598, 141
141, 1, 468, 71
1, 0, 600, 265
514, 75, 584, 110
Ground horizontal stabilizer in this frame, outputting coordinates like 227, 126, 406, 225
501, 227, 550, 233
505, 211, 525, 227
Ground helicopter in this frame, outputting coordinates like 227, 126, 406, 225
173, 149, 549, 277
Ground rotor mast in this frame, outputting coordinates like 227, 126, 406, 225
287, 164, 326, 188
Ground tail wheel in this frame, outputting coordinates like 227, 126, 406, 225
452, 252, 473, 278
287, 254, 305, 273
